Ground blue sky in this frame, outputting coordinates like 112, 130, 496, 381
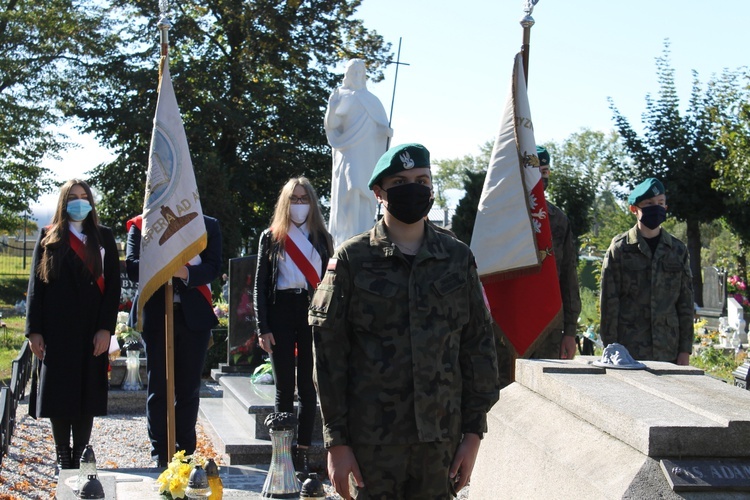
35, 0, 750, 220
356, 0, 750, 160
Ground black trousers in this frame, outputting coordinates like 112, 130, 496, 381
268, 292, 317, 446
142, 306, 211, 461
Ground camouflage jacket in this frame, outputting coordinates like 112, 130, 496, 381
309, 220, 499, 448
599, 225, 694, 361
548, 201, 582, 338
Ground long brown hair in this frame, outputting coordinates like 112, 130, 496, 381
37, 179, 103, 282
269, 177, 328, 251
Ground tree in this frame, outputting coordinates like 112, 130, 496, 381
704, 68, 750, 286
608, 41, 725, 305
0, 0, 115, 232
451, 169, 486, 246
581, 189, 633, 256
61, 0, 391, 259
541, 129, 624, 249
432, 140, 492, 209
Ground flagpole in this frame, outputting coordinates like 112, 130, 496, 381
158, 3, 177, 462
520, 0, 539, 88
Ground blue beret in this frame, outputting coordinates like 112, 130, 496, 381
536, 146, 550, 166
368, 143, 430, 189
628, 178, 665, 205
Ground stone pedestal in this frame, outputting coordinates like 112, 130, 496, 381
470, 357, 750, 499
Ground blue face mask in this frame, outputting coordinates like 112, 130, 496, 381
67, 199, 93, 221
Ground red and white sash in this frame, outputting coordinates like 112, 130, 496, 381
68, 232, 105, 294
284, 224, 323, 290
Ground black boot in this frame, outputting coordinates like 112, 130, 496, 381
293, 446, 309, 481
56, 445, 72, 471
72, 444, 86, 469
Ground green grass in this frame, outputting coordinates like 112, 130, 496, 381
0, 253, 33, 276
0, 315, 27, 386
691, 345, 744, 383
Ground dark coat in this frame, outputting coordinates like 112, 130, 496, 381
25, 226, 121, 418
126, 215, 222, 333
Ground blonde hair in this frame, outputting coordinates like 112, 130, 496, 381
38, 179, 102, 282
270, 177, 327, 250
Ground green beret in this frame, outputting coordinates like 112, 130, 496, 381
368, 143, 430, 189
628, 178, 665, 205
536, 146, 550, 166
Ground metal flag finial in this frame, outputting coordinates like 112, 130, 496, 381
521, 0, 539, 27
159, 0, 169, 17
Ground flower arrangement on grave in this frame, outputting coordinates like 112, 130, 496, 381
156, 450, 209, 499
229, 334, 258, 365
213, 300, 228, 321
727, 275, 750, 308
115, 311, 142, 350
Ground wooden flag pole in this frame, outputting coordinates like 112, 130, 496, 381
165, 281, 176, 460
158, 4, 176, 462
520, 0, 539, 88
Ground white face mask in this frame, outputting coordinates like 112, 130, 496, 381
290, 204, 310, 224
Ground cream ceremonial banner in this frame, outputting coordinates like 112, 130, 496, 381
470, 52, 561, 357
136, 57, 206, 329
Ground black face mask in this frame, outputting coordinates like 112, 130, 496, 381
384, 183, 433, 224
639, 205, 667, 230
541, 177, 549, 191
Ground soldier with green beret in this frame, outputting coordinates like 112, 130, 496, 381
531, 146, 581, 361
599, 177, 693, 365
310, 143, 500, 499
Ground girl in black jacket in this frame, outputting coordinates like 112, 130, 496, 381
26, 179, 121, 470
254, 177, 333, 479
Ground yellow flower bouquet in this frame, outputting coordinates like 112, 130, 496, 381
156, 450, 207, 499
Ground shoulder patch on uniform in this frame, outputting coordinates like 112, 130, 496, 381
327, 258, 337, 271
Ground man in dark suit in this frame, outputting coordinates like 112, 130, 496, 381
126, 214, 222, 466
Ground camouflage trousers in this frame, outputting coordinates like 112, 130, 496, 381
349, 440, 460, 499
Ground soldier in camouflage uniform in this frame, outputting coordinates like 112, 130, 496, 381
495, 147, 581, 388
599, 178, 693, 365
310, 143, 500, 500
529, 146, 581, 360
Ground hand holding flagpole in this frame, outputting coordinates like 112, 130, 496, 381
520, 0, 539, 88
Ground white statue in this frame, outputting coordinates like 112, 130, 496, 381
325, 58, 393, 247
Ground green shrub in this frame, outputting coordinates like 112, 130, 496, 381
0, 277, 28, 307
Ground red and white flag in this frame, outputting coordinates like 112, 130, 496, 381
470, 52, 562, 358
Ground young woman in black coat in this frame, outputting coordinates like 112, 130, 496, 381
255, 177, 333, 479
26, 179, 121, 470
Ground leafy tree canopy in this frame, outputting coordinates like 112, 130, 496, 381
61, 0, 391, 259
541, 129, 624, 247
0, 0, 115, 231
432, 140, 492, 209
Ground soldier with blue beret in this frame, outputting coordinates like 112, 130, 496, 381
310, 143, 500, 499
599, 177, 693, 365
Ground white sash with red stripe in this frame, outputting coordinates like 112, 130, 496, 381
285, 224, 322, 289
